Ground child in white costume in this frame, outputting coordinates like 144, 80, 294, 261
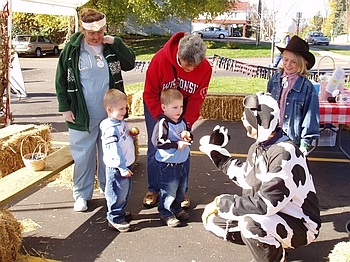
200, 93, 321, 262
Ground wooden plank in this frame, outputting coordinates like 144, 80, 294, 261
0, 146, 74, 208
0, 124, 35, 140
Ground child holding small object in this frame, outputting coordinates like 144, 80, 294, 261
151, 88, 192, 227
100, 89, 136, 232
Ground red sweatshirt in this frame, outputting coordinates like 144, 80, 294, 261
143, 32, 212, 127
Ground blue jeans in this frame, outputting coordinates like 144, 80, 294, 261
144, 103, 159, 192
157, 161, 188, 218
273, 53, 282, 67
105, 166, 132, 224
144, 103, 190, 193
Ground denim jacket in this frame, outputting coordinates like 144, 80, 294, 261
267, 71, 320, 146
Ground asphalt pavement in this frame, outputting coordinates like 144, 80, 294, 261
3, 49, 350, 262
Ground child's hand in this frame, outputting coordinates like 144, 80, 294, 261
177, 140, 191, 150
121, 169, 133, 177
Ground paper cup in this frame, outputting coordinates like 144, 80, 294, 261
336, 94, 350, 103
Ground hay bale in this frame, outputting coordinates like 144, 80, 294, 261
0, 124, 52, 178
131, 91, 144, 116
200, 93, 244, 121
127, 93, 133, 116
0, 209, 23, 262
328, 241, 350, 262
126, 91, 245, 120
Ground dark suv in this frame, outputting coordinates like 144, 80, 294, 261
12, 35, 59, 57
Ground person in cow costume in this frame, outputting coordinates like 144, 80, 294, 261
199, 92, 321, 262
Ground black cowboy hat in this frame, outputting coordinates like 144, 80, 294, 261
276, 35, 315, 70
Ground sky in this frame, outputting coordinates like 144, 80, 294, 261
248, 0, 329, 34
251, 0, 329, 20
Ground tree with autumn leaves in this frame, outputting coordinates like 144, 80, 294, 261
313, 0, 350, 39
12, 0, 235, 44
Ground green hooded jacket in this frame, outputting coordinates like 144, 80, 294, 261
55, 32, 135, 132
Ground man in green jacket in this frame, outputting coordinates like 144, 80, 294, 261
55, 8, 135, 212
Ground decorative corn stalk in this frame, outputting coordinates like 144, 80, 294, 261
0, 3, 10, 127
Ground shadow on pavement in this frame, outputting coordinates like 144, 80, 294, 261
7, 119, 349, 262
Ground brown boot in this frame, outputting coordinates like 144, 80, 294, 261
142, 191, 159, 208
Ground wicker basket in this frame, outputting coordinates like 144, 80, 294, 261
20, 136, 48, 172
22, 153, 46, 171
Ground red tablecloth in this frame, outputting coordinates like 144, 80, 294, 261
319, 101, 350, 125
319, 90, 350, 125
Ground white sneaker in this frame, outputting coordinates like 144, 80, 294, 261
108, 220, 131, 233
74, 198, 88, 212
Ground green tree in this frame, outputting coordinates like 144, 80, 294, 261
332, 0, 346, 36
308, 12, 325, 32
12, 12, 72, 44
82, 0, 235, 27
12, 0, 236, 41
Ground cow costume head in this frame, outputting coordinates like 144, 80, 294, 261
242, 92, 280, 142
199, 92, 280, 169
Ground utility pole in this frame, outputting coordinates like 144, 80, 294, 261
296, 12, 302, 36
256, 0, 262, 46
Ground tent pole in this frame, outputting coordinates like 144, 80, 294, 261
5, 0, 12, 126
75, 9, 78, 32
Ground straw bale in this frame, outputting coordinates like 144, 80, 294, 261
200, 94, 244, 121
0, 209, 23, 262
0, 124, 52, 178
127, 94, 133, 116
125, 92, 245, 120
131, 91, 144, 116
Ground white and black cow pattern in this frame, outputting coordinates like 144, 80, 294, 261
200, 93, 321, 261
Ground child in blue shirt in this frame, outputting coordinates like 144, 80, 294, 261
151, 88, 193, 227
100, 89, 135, 232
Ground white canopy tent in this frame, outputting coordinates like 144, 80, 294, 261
11, 0, 88, 15
1, 0, 88, 125
10, 0, 89, 29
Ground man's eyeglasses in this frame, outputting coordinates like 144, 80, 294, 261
85, 29, 104, 37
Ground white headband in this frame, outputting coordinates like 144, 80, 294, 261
82, 16, 106, 31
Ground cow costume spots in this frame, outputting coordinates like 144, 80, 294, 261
200, 93, 321, 262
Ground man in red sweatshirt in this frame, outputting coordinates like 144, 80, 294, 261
143, 32, 212, 208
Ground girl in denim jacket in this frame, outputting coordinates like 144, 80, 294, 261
267, 35, 319, 155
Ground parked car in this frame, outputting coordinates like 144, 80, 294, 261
232, 31, 241, 37
192, 27, 229, 39
305, 31, 330, 45
12, 35, 59, 57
